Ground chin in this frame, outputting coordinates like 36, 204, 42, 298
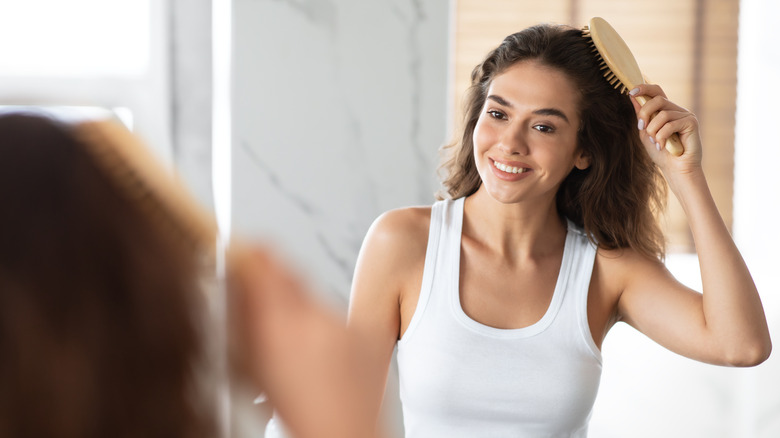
482, 185, 526, 205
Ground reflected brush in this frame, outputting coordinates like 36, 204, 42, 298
73, 119, 259, 270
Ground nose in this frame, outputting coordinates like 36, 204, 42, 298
498, 123, 529, 155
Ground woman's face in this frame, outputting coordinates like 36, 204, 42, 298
472, 60, 590, 206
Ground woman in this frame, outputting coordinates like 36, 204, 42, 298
0, 112, 374, 438
348, 24, 771, 437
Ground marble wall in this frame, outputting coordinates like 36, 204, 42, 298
231, 0, 451, 308
171, 0, 214, 211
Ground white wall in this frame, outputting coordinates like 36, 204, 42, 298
731, 0, 780, 435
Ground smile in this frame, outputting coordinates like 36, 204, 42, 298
492, 160, 529, 174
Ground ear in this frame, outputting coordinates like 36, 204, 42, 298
574, 149, 591, 170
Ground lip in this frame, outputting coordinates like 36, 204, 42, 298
489, 158, 532, 181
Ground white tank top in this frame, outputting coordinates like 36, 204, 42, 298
397, 197, 602, 437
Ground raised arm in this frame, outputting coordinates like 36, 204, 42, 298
229, 248, 376, 438
612, 84, 771, 366
347, 207, 430, 431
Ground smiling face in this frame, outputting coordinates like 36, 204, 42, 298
472, 60, 590, 206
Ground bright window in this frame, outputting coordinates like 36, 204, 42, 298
0, 0, 150, 77
0, 0, 170, 163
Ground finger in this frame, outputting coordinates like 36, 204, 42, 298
654, 115, 697, 151
639, 131, 662, 154
636, 95, 670, 129
639, 101, 691, 136
630, 83, 668, 100
636, 106, 689, 155
629, 93, 642, 114
644, 109, 689, 139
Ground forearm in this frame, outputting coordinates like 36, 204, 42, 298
347, 286, 402, 433
347, 314, 397, 427
671, 169, 771, 365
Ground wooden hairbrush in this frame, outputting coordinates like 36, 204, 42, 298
582, 17, 684, 156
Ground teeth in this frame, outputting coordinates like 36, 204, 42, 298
493, 160, 527, 174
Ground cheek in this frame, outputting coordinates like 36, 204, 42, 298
472, 118, 496, 154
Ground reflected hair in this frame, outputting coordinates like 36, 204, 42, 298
438, 24, 667, 260
0, 114, 214, 438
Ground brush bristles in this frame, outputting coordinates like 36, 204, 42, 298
581, 25, 629, 95
74, 121, 218, 261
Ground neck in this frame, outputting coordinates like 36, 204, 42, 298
463, 187, 567, 260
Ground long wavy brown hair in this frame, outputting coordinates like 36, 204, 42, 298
439, 24, 667, 260
0, 113, 214, 437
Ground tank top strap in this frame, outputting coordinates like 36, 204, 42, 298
439, 197, 464, 298
563, 219, 602, 362
399, 198, 455, 343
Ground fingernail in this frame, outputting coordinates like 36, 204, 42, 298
648, 135, 656, 145
629, 87, 640, 96
656, 141, 661, 151
637, 119, 645, 130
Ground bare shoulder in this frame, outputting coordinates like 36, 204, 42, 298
353, 206, 432, 289
360, 206, 430, 275
366, 206, 431, 250
350, 206, 432, 333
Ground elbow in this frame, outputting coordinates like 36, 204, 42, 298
723, 337, 772, 367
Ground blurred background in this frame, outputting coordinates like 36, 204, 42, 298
0, 0, 777, 436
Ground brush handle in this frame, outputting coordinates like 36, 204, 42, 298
634, 95, 684, 156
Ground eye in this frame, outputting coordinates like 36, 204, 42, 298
533, 124, 555, 133
487, 110, 507, 120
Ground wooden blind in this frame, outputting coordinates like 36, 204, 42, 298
452, 0, 739, 252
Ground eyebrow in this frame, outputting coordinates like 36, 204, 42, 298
486, 94, 571, 124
